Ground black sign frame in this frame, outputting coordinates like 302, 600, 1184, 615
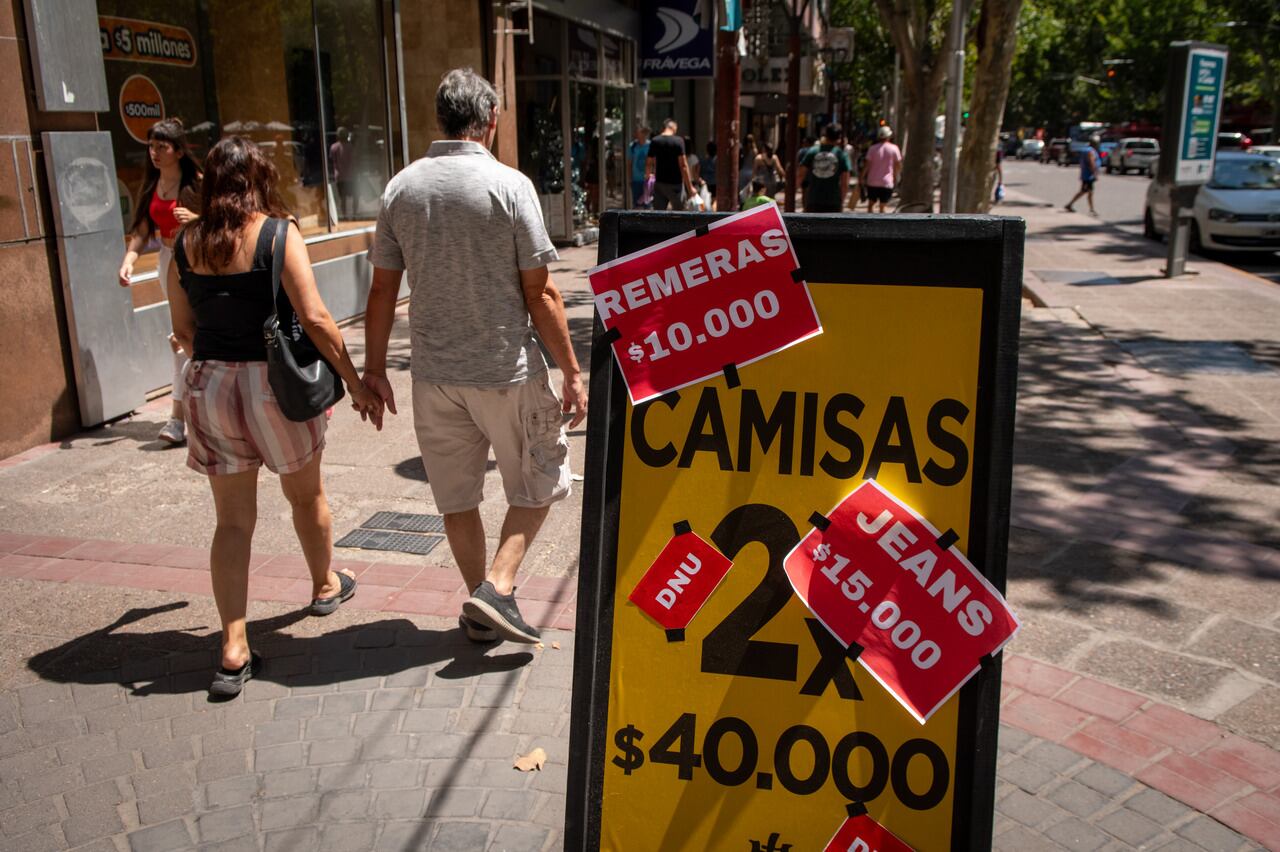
566, 212, 1025, 852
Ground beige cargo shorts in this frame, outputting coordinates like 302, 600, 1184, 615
412, 372, 572, 514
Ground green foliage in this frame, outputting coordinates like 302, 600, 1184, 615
1004, 0, 1275, 131
828, 0, 898, 131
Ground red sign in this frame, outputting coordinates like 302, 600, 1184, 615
629, 530, 733, 632
824, 813, 915, 852
784, 481, 1019, 723
588, 204, 821, 404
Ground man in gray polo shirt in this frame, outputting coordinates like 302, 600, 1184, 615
362, 68, 587, 644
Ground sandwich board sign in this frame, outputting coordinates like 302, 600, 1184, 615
567, 211, 1024, 851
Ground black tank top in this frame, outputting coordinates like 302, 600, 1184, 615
176, 220, 284, 362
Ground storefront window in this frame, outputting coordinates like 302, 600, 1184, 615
516, 11, 562, 76
99, 0, 393, 265
517, 80, 567, 240
315, 0, 391, 225
604, 88, 626, 211
570, 82, 599, 229
602, 34, 626, 86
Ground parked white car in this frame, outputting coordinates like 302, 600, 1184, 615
1017, 139, 1044, 160
1247, 145, 1280, 164
1144, 151, 1280, 252
1108, 138, 1160, 175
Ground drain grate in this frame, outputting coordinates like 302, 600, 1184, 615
361, 511, 446, 533
335, 529, 444, 555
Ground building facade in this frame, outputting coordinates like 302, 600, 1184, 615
0, 0, 639, 457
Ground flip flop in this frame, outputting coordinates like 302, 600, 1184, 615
310, 570, 357, 616
209, 651, 262, 697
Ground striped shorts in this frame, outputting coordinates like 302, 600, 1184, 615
184, 360, 327, 476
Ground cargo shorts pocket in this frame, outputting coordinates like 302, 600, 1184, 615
521, 399, 570, 504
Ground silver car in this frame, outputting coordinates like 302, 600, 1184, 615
1108, 138, 1160, 175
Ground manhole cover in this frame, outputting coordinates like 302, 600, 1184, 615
1117, 340, 1272, 375
1032, 269, 1123, 286
362, 512, 445, 533
335, 529, 444, 555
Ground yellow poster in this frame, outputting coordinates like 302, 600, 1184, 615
600, 282, 984, 851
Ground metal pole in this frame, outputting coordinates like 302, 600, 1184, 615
940, 0, 964, 213
715, 25, 741, 212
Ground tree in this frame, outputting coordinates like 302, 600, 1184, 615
872, 0, 976, 211
956, 0, 1024, 212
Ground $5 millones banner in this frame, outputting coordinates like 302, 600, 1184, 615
587, 204, 822, 404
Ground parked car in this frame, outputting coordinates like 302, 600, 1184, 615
1144, 151, 1280, 252
1045, 138, 1069, 163
1247, 145, 1280, 164
1217, 131, 1252, 150
1017, 139, 1044, 160
1098, 141, 1117, 167
1108, 138, 1160, 175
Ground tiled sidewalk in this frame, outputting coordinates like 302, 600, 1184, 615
0, 532, 577, 632
0, 531, 1277, 849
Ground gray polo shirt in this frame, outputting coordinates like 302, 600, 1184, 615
369, 140, 559, 387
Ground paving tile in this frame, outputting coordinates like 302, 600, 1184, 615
308, 738, 361, 766
1095, 808, 1165, 846
195, 751, 250, 784
1210, 800, 1280, 850
260, 794, 320, 830
1043, 816, 1113, 851
1196, 736, 1280, 792
1002, 693, 1089, 742
255, 743, 305, 772
996, 787, 1065, 828
489, 824, 551, 851
319, 790, 371, 820
135, 787, 195, 825
1123, 705, 1225, 754
0, 798, 62, 836
425, 787, 485, 817
263, 827, 319, 852
432, 821, 492, 851
372, 789, 426, 819
130, 765, 196, 801
126, 819, 196, 852
1046, 780, 1109, 818
369, 760, 422, 789
319, 820, 377, 852
1026, 741, 1086, 774
1174, 814, 1252, 850
20, 763, 83, 802
196, 805, 255, 843
201, 775, 259, 809
260, 768, 315, 798
351, 711, 401, 737
1125, 788, 1194, 825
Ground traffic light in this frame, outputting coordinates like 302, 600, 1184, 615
962, 110, 970, 126
1107, 68, 1116, 79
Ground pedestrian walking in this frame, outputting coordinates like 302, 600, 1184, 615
860, 125, 902, 213
752, 143, 786, 200
1065, 135, 1101, 215
700, 141, 718, 209
798, 123, 853, 213
166, 137, 382, 696
646, 119, 697, 211
362, 68, 587, 645
118, 118, 202, 445
628, 127, 650, 208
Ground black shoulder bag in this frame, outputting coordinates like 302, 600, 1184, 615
263, 218, 345, 421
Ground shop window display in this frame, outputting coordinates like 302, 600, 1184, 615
100, 0, 393, 276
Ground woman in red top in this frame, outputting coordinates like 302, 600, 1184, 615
118, 119, 203, 445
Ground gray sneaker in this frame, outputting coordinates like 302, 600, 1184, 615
158, 418, 185, 445
462, 582, 541, 644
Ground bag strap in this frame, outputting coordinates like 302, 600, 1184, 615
263, 218, 288, 339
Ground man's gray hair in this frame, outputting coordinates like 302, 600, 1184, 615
436, 68, 499, 139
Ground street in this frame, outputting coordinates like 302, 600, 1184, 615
1001, 158, 1280, 285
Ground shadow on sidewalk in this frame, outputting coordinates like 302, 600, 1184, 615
26, 602, 534, 699
1007, 312, 1280, 615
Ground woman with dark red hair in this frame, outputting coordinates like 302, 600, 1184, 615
118, 118, 202, 444
166, 136, 382, 696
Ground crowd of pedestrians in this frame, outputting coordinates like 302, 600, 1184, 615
625, 120, 907, 214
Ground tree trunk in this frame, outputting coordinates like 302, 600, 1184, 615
872, 0, 971, 213
955, 0, 1023, 213
715, 27, 741, 212
785, 24, 802, 211
899, 75, 945, 210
